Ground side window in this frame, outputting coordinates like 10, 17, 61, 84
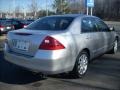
81, 18, 97, 33
95, 18, 109, 32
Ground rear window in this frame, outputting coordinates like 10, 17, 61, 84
0, 20, 12, 26
4, 21, 13, 25
25, 17, 74, 30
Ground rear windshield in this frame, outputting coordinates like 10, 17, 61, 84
0, 20, 12, 26
5, 21, 13, 25
25, 17, 74, 30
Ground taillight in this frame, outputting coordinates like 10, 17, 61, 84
39, 36, 65, 50
0, 26, 5, 31
23, 25, 27, 28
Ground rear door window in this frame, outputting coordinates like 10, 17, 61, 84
81, 17, 97, 33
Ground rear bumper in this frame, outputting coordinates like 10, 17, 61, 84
0, 30, 7, 34
0, 29, 12, 34
4, 44, 74, 74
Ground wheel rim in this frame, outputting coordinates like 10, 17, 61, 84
78, 54, 88, 75
114, 40, 118, 53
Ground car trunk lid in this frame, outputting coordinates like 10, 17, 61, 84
7, 29, 48, 56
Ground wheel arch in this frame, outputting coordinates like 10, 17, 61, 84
82, 48, 90, 60
116, 36, 119, 42
71, 48, 90, 77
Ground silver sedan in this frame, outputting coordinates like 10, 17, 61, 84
4, 14, 118, 78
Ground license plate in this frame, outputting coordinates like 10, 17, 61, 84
12, 40, 30, 51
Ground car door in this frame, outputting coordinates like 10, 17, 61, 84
95, 18, 114, 52
81, 17, 103, 57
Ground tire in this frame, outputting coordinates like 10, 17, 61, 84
71, 50, 89, 78
109, 40, 118, 54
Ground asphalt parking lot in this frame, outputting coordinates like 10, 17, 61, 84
0, 33, 120, 90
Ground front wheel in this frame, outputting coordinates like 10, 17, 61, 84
72, 50, 89, 78
109, 40, 118, 54
113, 40, 118, 53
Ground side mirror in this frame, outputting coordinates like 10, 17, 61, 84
109, 27, 115, 31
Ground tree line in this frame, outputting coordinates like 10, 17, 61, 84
53, 0, 120, 20
94, 0, 120, 21
1, 0, 120, 20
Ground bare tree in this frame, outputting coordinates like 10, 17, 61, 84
15, 6, 21, 18
53, 0, 71, 14
28, 0, 38, 18
68, 0, 85, 13
93, 0, 120, 20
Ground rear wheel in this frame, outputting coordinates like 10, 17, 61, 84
72, 50, 89, 78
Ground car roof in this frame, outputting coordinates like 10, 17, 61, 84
45, 14, 99, 20
47, 14, 85, 18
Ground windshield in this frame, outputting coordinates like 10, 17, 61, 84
25, 17, 74, 30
